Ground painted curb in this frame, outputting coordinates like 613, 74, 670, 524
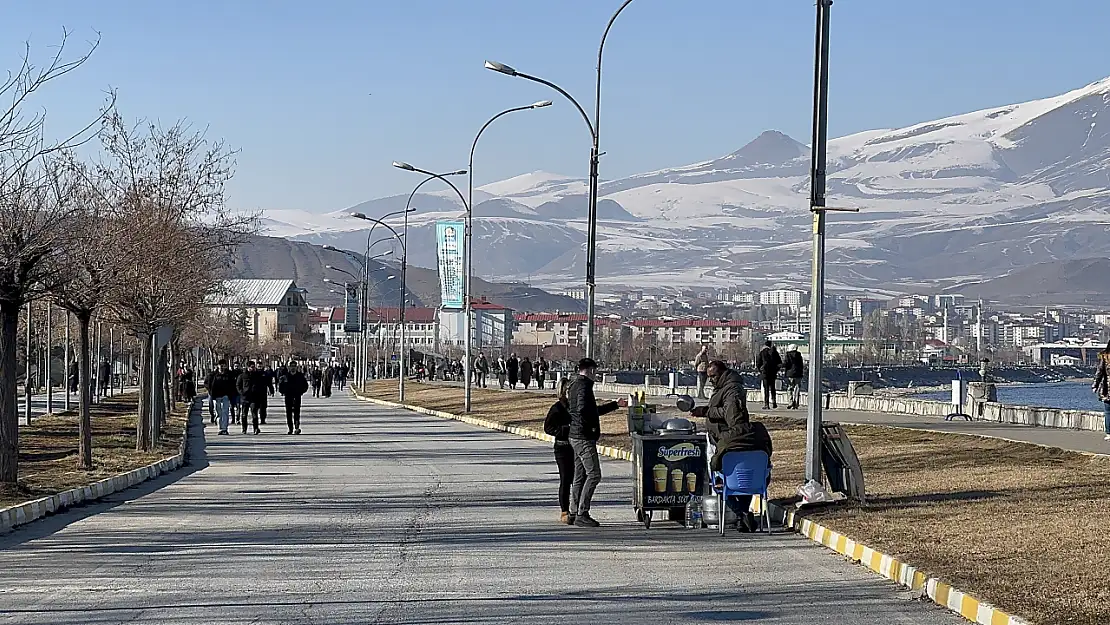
0, 399, 197, 535
354, 390, 1033, 625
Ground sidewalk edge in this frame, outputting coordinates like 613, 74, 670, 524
354, 390, 1032, 625
0, 398, 197, 535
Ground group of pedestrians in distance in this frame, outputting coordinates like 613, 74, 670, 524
205, 358, 326, 436
309, 361, 349, 398
488, 353, 549, 390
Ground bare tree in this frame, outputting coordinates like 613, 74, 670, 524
0, 32, 108, 485
93, 111, 255, 451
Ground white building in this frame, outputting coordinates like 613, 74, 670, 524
849, 298, 885, 319
514, 313, 586, 346
439, 301, 514, 353
205, 279, 310, 344
759, 289, 807, 306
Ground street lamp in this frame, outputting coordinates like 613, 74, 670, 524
484, 59, 603, 359
389, 165, 468, 402
350, 212, 411, 401
464, 100, 552, 412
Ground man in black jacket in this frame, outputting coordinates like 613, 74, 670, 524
278, 362, 310, 435
236, 361, 272, 435
783, 346, 805, 410
756, 341, 783, 409
566, 358, 619, 528
207, 359, 238, 435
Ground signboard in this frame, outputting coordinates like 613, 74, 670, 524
634, 434, 707, 510
435, 220, 465, 310
343, 283, 361, 333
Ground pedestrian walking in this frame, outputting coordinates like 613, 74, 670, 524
323, 364, 334, 398
536, 356, 549, 390
567, 358, 620, 528
68, 360, 79, 394
236, 361, 271, 435
544, 378, 576, 524
756, 341, 782, 409
783, 346, 805, 410
496, 356, 508, 389
311, 365, 322, 397
507, 354, 519, 390
229, 361, 244, 424
263, 363, 277, 398
206, 359, 237, 435
475, 354, 489, 388
694, 345, 711, 399
97, 358, 111, 397
1095, 341, 1110, 441
520, 357, 533, 389
279, 361, 310, 434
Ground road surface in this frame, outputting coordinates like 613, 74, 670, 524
0, 393, 964, 624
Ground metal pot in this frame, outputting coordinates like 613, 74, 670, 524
656, 417, 695, 435
675, 394, 695, 413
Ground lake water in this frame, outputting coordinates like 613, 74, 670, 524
919, 381, 1107, 412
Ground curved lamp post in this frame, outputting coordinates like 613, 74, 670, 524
462, 100, 551, 412
350, 212, 409, 401
390, 163, 468, 402
483, 2, 636, 362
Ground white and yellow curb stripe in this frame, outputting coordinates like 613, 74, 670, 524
355, 391, 1030, 625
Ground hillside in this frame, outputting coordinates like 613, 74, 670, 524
950, 258, 1110, 305
262, 76, 1110, 298
229, 234, 585, 312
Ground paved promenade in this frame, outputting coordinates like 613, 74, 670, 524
0, 393, 963, 624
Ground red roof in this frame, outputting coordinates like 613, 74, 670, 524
369, 307, 437, 323
329, 307, 344, 323
630, 319, 750, 328
471, 300, 511, 311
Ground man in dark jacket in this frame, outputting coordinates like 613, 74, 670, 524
756, 341, 783, 409
783, 346, 805, 410
236, 361, 272, 435
278, 361, 310, 434
207, 359, 238, 435
691, 359, 773, 532
566, 358, 619, 528
506, 354, 519, 390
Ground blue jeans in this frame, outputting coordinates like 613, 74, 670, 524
1103, 401, 1110, 435
212, 396, 230, 432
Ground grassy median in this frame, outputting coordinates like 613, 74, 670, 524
363, 380, 1110, 625
0, 394, 188, 509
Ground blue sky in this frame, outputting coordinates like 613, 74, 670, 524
3, 0, 1108, 213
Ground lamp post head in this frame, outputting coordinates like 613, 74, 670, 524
392, 161, 415, 171
484, 60, 517, 76
531, 100, 553, 108
350, 212, 369, 220
448, 169, 467, 176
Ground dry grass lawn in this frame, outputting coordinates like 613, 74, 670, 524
0, 394, 188, 509
366, 381, 1110, 625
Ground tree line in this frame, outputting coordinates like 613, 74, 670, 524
0, 33, 254, 486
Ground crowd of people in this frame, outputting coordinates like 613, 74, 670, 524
202, 359, 350, 436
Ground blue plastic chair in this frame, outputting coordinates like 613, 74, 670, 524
712, 450, 772, 536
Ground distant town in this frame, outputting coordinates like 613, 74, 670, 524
212, 279, 1110, 369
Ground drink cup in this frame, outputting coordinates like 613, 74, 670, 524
671, 469, 684, 493
653, 464, 668, 493
686, 472, 698, 493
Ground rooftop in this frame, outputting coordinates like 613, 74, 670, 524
207, 280, 303, 307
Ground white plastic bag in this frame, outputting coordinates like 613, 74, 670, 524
796, 479, 835, 507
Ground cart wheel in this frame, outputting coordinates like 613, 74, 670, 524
643, 510, 652, 529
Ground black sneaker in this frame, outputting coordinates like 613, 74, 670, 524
566, 513, 576, 526
573, 514, 600, 528
287, 429, 294, 435
294, 428, 301, 435
254, 428, 261, 435
738, 512, 758, 533
218, 430, 229, 436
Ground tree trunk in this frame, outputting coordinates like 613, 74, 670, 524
153, 345, 166, 442
77, 313, 93, 469
0, 302, 21, 484
135, 333, 152, 451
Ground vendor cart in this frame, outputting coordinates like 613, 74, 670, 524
631, 421, 708, 529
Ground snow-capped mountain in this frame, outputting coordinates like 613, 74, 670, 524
266, 76, 1110, 295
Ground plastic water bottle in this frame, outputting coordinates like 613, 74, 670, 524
686, 498, 702, 529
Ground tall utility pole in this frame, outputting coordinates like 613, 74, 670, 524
804, 0, 834, 484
